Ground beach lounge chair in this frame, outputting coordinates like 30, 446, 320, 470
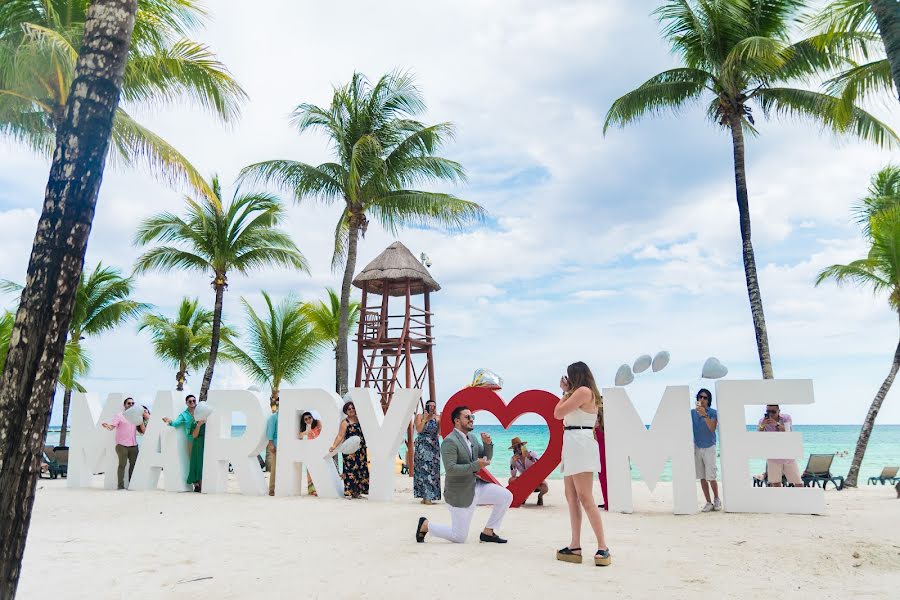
751, 471, 791, 487
48, 445, 68, 478
801, 454, 844, 490
867, 466, 899, 485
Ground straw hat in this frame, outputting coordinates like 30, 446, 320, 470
508, 436, 528, 450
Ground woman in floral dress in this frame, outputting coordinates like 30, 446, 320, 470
413, 400, 441, 504
329, 401, 369, 498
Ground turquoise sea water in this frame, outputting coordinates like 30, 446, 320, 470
46, 424, 898, 482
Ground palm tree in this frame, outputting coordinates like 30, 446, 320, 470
604, 0, 897, 379
240, 71, 486, 394
134, 176, 309, 403
300, 288, 360, 393
0, 0, 246, 195
221, 291, 325, 403
1, 263, 146, 446
0, 1, 140, 593
811, 0, 900, 105
60, 263, 146, 445
0, 310, 89, 394
139, 297, 220, 391
817, 172, 900, 486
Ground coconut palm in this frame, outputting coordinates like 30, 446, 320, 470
1, 263, 146, 445
134, 176, 309, 403
0, 0, 246, 194
0, 310, 89, 393
0, 2, 139, 589
300, 288, 360, 393
605, 0, 897, 379
810, 0, 899, 105
221, 291, 325, 402
817, 188, 900, 487
139, 297, 222, 391
240, 71, 486, 394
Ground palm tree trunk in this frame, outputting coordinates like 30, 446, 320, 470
58, 387, 73, 447
870, 0, 900, 103
728, 113, 774, 379
176, 361, 185, 391
845, 311, 900, 487
334, 347, 340, 394
199, 279, 226, 403
337, 218, 361, 396
0, 1, 138, 596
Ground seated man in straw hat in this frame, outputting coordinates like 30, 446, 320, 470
509, 436, 549, 506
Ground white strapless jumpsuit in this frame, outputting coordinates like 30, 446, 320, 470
560, 407, 601, 476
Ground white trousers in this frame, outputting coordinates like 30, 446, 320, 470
429, 481, 513, 543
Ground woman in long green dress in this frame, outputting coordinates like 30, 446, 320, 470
189, 418, 205, 492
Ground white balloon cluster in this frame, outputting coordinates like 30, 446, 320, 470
614, 351, 670, 386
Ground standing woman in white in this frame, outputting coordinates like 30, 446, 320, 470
554, 361, 611, 566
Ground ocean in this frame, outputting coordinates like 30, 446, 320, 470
44, 424, 898, 482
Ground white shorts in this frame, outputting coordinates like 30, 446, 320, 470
767, 460, 802, 485
694, 445, 717, 480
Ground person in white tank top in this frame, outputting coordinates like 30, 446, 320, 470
553, 361, 611, 567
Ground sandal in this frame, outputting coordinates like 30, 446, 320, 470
594, 548, 611, 567
415, 517, 427, 543
556, 547, 582, 563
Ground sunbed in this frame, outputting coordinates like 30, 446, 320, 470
801, 453, 844, 490
867, 466, 899, 485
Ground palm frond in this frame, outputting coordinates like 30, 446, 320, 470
604, 68, 713, 133
755, 87, 898, 147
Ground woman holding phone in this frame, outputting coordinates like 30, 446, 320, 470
554, 361, 611, 566
413, 399, 441, 504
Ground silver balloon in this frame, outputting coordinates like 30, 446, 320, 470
633, 354, 652, 373
614, 364, 634, 386
123, 405, 145, 426
651, 351, 670, 372
193, 402, 213, 421
701, 357, 728, 379
471, 368, 503, 390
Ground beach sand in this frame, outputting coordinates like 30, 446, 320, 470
21, 475, 899, 599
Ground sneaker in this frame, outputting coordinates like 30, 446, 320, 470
701, 502, 714, 512
713, 498, 722, 511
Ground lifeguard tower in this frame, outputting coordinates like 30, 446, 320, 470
352, 241, 438, 473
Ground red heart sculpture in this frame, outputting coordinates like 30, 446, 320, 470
440, 387, 563, 508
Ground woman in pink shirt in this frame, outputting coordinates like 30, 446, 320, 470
102, 397, 147, 490
758, 404, 802, 487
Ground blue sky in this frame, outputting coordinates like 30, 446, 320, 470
1, 0, 898, 425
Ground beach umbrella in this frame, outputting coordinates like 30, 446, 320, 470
614, 364, 634, 386
123, 405, 145, 426
701, 357, 728, 379
633, 354, 652, 373
651, 351, 670, 372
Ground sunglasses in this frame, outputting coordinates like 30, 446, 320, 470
187, 400, 197, 404
698, 396, 710, 401
125, 402, 135, 407
766, 410, 777, 415
463, 415, 475, 421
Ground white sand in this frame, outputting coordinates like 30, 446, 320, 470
20, 475, 900, 599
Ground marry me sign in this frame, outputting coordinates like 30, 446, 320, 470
66, 379, 824, 515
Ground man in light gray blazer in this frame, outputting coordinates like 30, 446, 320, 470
415, 406, 513, 544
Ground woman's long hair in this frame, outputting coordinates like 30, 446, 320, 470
300, 411, 319, 432
567, 361, 603, 411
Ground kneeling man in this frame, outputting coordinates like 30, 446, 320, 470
416, 406, 512, 544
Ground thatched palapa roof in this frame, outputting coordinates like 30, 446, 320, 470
352, 241, 441, 296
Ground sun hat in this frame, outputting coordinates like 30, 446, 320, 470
508, 436, 528, 450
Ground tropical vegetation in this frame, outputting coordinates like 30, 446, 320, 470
0, 0, 246, 195
221, 291, 325, 403
816, 165, 900, 487
139, 297, 221, 391
604, 0, 898, 379
811, 0, 900, 106
133, 176, 308, 403
239, 70, 486, 395
300, 287, 360, 393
